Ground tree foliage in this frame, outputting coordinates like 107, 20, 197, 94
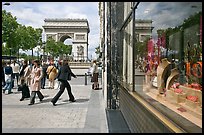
2, 10, 19, 44
2, 10, 43, 58
45, 37, 72, 58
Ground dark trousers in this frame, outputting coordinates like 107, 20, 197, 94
51, 80, 74, 104
20, 84, 30, 99
41, 76, 46, 88
12, 73, 19, 87
30, 91, 44, 104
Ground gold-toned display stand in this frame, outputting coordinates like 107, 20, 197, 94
157, 58, 171, 94
165, 68, 179, 90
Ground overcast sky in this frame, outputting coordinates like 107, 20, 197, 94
2, 2, 100, 59
2, 2, 202, 58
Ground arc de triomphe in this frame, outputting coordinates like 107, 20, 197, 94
42, 18, 90, 61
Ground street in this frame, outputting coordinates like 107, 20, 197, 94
2, 76, 108, 133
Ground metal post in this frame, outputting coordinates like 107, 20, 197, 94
9, 48, 11, 63
85, 73, 87, 85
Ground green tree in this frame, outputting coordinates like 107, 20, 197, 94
2, 10, 19, 44
95, 46, 100, 54
45, 37, 73, 59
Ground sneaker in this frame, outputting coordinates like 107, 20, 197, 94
28, 103, 34, 105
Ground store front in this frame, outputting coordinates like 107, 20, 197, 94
99, 2, 202, 133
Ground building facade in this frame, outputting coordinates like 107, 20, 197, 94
99, 2, 202, 133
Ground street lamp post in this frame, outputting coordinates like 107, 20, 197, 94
42, 31, 46, 62
9, 48, 12, 63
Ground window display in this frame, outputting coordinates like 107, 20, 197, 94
135, 2, 202, 128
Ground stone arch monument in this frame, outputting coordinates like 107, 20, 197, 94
42, 18, 90, 61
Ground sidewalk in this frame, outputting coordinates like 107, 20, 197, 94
2, 76, 108, 133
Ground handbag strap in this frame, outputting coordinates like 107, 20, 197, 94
49, 66, 55, 74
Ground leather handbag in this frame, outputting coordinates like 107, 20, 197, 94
47, 66, 55, 79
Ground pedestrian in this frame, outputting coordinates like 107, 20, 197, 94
92, 60, 99, 90
19, 60, 31, 86
41, 61, 48, 89
11, 60, 20, 88
28, 59, 44, 105
3, 62, 13, 94
27, 59, 34, 86
51, 59, 77, 106
55, 60, 63, 89
46, 60, 57, 89
19, 60, 28, 85
2, 60, 6, 87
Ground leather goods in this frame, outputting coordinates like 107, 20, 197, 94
166, 68, 179, 90
157, 58, 171, 93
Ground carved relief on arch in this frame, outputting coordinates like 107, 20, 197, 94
47, 34, 56, 40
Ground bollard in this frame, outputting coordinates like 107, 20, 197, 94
85, 73, 87, 85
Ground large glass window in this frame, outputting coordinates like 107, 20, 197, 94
121, 2, 134, 91
134, 2, 202, 128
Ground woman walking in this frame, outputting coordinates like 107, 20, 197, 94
46, 61, 57, 89
28, 59, 44, 105
3, 62, 13, 94
51, 59, 77, 106
18, 60, 31, 101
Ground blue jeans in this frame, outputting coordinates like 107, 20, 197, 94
3, 81, 12, 93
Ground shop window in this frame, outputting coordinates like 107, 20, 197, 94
134, 2, 202, 128
122, 15, 133, 91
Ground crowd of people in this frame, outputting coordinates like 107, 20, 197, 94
2, 59, 77, 106
2, 59, 99, 106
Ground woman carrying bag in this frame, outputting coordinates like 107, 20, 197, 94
46, 61, 57, 89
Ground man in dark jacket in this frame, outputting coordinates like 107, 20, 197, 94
51, 59, 77, 106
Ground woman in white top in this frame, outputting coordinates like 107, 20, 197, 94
92, 60, 99, 90
11, 60, 20, 87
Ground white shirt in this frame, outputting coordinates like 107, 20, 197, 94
92, 63, 98, 74
11, 63, 20, 73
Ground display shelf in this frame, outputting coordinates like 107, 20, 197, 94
166, 89, 186, 104
185, 98, 200, 109
179, 85, 202, 105
179, 102, 202, 119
